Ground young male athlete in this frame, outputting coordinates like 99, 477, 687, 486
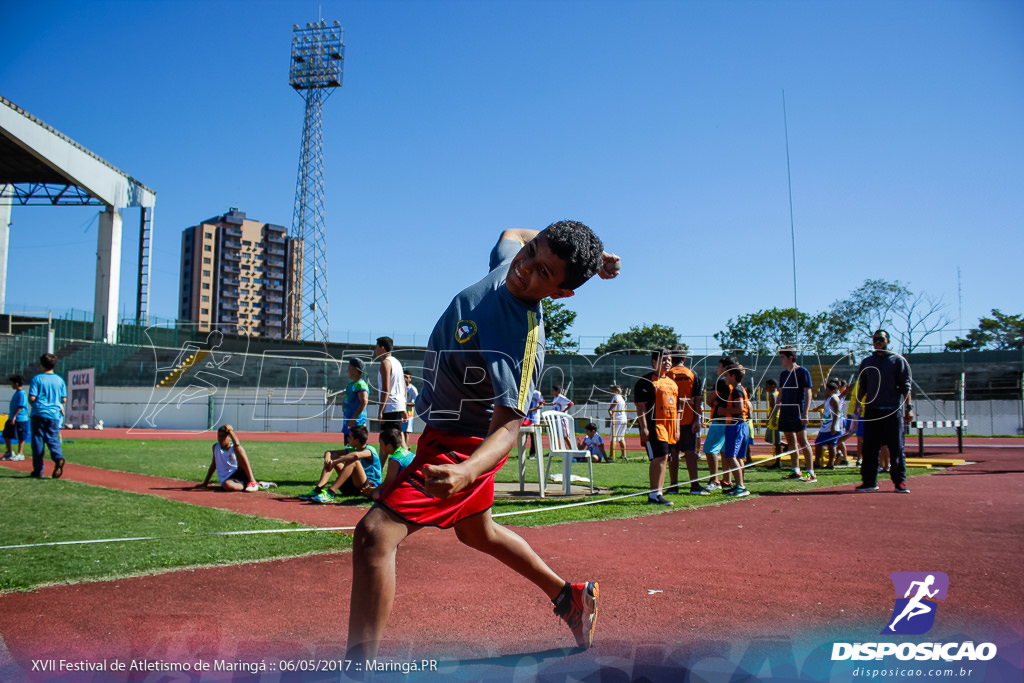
346, 222, 619, 661
633, 348, 676, 505
666, 345, 704, 495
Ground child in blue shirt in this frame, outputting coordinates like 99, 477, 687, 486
363, 427, 416, 500
28, 354, 67, 478
342, 358, 370, 446
2, 374, 30, 461
299, 425, 383, 503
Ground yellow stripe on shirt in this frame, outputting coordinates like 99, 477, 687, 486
517, 310, 540, 413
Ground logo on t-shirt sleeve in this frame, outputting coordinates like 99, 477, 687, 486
455, 320, 478, 344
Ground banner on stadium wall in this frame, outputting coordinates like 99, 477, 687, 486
67, 368, 95, 427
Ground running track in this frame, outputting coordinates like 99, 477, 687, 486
1, 437, 1021, 682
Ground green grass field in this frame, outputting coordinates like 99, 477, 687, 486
1, 437, 934, 592
0, 467, 349, 593
58, 436, 903, 521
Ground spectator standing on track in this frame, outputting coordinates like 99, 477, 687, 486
199, 425, 269, 492
375, 337, 407, 439
3, 374, 30, 461
855, 330, 913, 493
346, 222, 617, 660
28, 353, 66, 479
300, 424, 382, 503
342, 358, 370, 446
607, 385, 627, 460
702, 355, 737, 491
635, 348, 676, 505
773, 346, 814, 482
403, 373, 419, 435
666, 345, 705, 496
721, 364, 752, 497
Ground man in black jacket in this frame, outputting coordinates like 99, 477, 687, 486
855, 330, 913, 493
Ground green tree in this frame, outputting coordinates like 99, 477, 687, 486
945, 310, 1024, 351
594, 323, 683, 355
829, 278, 952, 353
541, 298, 579, 353
829, 278, 909, 341
715, 308, 851, 355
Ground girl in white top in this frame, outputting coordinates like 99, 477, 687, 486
608, 385, 627, 460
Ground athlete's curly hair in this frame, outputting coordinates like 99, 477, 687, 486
542, 220, 604, 291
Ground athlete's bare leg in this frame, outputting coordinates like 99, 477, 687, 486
453, 509, 565, 600
347, 505, 418, 661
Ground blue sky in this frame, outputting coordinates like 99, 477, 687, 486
2, 0, 1021, 353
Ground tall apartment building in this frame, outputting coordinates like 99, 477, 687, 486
178, 208, 303, 339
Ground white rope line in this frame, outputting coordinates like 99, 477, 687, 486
3, 445, 814, 549
0, 525, 357, 551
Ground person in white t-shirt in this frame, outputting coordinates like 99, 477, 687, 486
198, 425, 267, 492
550, 384, 574, 413
608, 385, 627, 460
375, 336, 407, 440
402, 373, 419, 434
577, 422, 607, 462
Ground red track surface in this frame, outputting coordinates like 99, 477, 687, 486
1, 438, 1022, 682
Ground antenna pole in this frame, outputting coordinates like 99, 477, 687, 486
783, 89, 799, 350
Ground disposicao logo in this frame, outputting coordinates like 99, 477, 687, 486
884, 571, 949, 635
831, 571, 998, 663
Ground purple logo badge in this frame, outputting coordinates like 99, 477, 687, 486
883, 572, 949, 635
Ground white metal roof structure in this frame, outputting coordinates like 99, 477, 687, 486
0, 95, 156, 342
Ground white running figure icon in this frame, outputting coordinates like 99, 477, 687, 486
888, 574, 939, 632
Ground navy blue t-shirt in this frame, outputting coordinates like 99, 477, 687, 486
416, 239, 545, 437
778, 366, 812, 416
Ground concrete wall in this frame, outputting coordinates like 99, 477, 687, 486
94, 386, 341, 433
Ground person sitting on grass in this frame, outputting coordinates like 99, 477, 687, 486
577, 422, 607, 462
199, 425, 268, 492
362, 427, 416, 500
300, 425, 382, 504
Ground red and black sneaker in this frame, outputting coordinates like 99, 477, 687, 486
553, 581, 599, 648
894, 482, 911, 494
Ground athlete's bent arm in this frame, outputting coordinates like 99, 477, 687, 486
422, 405, 521, 498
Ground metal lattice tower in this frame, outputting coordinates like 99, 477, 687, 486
288, 20, 344, 341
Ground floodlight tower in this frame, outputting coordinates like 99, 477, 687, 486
288, 20, 344, 341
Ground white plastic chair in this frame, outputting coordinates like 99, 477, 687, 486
516, 424, 547, 497
540, 410, 594, 495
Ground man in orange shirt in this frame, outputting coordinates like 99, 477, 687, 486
666, 345, 706, 495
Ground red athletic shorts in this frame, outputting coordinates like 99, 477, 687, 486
377, 425, 508, 529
